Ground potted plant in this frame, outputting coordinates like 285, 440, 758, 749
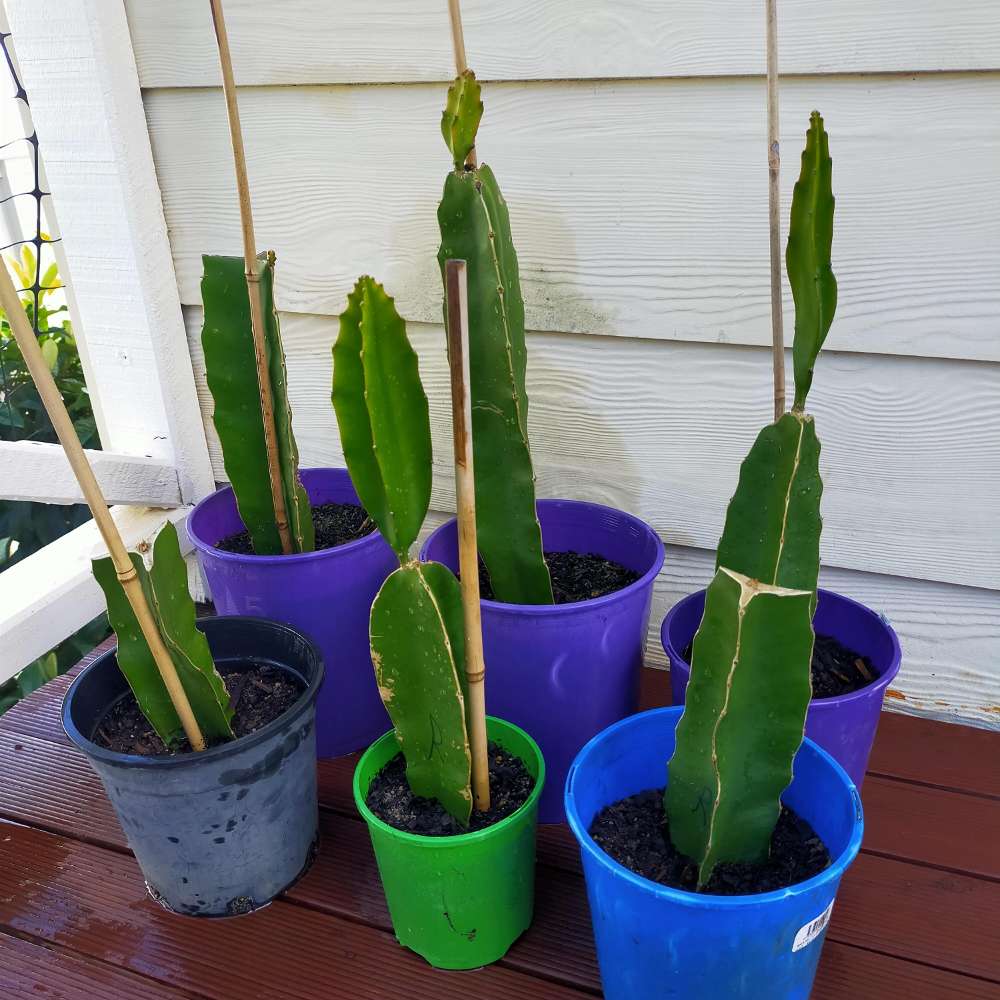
0, 257, 323, 919
186, 3, 395, 757
334, 272, 544, 970
565, 113, 864, 999
423, 68, 664, 823
67, 523, 324, 917
659, 104, 901, 789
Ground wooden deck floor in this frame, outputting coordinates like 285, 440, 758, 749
0, 638, 997, 999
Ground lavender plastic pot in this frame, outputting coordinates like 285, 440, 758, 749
189, 468, 396, 758
421, 499, 664, 822
662, 588, 902, 788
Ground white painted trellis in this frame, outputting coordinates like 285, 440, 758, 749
0, 0, 998, 729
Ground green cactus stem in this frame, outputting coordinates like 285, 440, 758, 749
715, 410, 823, 605
333, 275, 473, 824
787, 111, 837, 412
201, 252, 313, 554
92, 521, 234, 747
370, 560, 472, 825
665, 567, 814, 886
332, 276, 432, 562
437, 71, 552, 605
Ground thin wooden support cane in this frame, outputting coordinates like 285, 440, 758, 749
445, 259, 490, 812
446, 0, 478, 168
0, 265, 207, 751
765, 0, 785, 421
208, 0, 294, 553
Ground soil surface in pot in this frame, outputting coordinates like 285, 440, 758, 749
93, 663, 306, 756
590, 788, 830, 895
366, 741, 535, 836
479, 551, 640, 604
215, 501, 375, 554
683, 632, 877, 699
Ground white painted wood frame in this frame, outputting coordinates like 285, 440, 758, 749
0, 0, 216, 680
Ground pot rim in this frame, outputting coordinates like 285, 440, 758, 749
352, 715, 545, 847
565, 705, 864, 908
62, 615, 324, 770
662, 586, 903, 707
188, 467, 387, 567
421, 497, 665, 618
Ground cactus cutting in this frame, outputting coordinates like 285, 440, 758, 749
437, 70, 553, 605
666, 111, 837, 886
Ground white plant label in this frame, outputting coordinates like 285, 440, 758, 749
792, 901, 835, 952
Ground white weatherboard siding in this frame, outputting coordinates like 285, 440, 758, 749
126, 3, 1000, 728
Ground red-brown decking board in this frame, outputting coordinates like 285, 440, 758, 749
0, 638, 997, 999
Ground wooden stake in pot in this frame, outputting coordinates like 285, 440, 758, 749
446, 0, 478, 169
0, 264, 207, 752
208, 0, 293, 554
765, 0, 785, 421
445, 259, 490, 813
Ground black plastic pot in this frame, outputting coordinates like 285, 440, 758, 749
62, 615, 323, 917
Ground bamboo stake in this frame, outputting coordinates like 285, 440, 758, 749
0, 265, 207, 752
208, 0, 293, 554
446, 0, 478, 168
444, 259, 490, 813
765, 0, 785, 422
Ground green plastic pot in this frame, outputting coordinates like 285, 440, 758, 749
353, 716, 545, 969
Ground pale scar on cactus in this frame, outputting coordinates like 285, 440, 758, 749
666, 112, 838, 886
201, 252, 313, 555
333, 276, 473, 825
92, 521, 234, 747
437, 70, 552, 606
666, 568, 815, 885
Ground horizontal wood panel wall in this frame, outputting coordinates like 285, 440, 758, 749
126, 1, 1000, 727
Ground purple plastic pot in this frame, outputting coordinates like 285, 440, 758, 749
662, 588, 902, 788
421, 499, 664, 823
188, 468, 396, 758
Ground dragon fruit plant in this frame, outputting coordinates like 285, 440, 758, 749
666, 112, 837, 885
201, 252, 313, 555
332, 276, 474, 824
436, 71, 553, 605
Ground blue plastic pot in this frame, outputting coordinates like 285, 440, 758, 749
565, 707, 863, 1000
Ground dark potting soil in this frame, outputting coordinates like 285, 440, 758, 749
214, 501, 375, 554
682, 632, 877, 699
590, 788, 831, 895
92, 663, 305, 757
365, 741, 535, 836
478, 550, 640, 604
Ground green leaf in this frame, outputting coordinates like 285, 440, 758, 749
40, 338, 58, 371
666, 568, 815, 885
370, 561, 472, 825
438, 165, 552, 604
201, 254, 313, 554
332, 276, 431, 561
786, 111, 837, 411
715, 411, 822, 603
16, 652, 59, 697
92, 522, 233, 747
441, 70, 483, 170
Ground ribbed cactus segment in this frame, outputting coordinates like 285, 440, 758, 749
666, 567, 814, 886
715, 410, 823, 605
92, 522, 234, 747
201, 253, 313, 554
441, 69, 483, 170
332, 276, 432, 562
787, 111, 837, 411
370, 561, 472, 826
438, 128, 552, 604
